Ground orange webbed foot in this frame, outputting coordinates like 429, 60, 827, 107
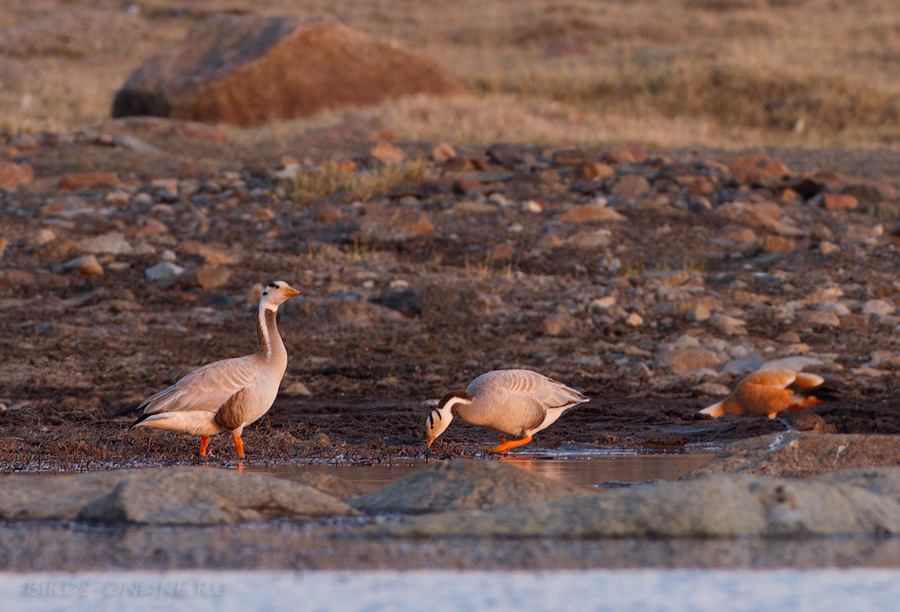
488, 435, 533, 455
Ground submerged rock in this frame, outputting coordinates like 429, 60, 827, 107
365, 470, 900, 539
0, 467, 355, 525
683, 432, 900, 478
350, 460, 592, 514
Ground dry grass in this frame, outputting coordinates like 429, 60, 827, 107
2, 0, 900, 148
288, 159, 431, 206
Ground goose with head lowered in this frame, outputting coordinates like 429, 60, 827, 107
111, 281, 300, 458
426, 369, 589, 455
699, 357, 829, 420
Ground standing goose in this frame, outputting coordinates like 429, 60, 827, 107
426, 369, 589, 455
112, 281, 300, 458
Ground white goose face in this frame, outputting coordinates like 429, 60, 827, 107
426, 392, 471, 449
261, 280, 300, 309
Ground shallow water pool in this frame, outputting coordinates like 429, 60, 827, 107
249, 451, 715, 494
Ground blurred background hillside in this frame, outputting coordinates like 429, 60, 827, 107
1, 0, 899, 148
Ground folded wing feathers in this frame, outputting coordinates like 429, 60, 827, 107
485, 369, 589, 410
136, 356, 260, 417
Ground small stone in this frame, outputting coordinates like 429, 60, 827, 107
687, 303, 712, 322
687, 176, 714, 196
370, 141, 405, 163
777, 330, 801, 343
539, 316, 571, 337
798, 310, 841, 328
151, 177, 179, 195
591, 296, 616, 310
523, 200, 542, 213
710, 313, 746, 335
193, 264, 231, 290
624, 312, 643, 327
760, 235, 795, 253
431, 143, 456, 161
822, 193, 859, 211
490, 242, 515, 261
695, 382, 731, 397
145, 261, 185, 282
133, 192, 154, 206
578, 160, 615, 180
719, 225, 758, 243
106, 190, 131, 205
28, 228, 57, 246
138, 218, 168, 236
611, 174, 651, 200
58, 171, 120, 190
603, 143, 647, 165
62, 254, 103, 276
77, 232, 133, 255
819, 241, 840, 255
283, 382, 313, 396
863, 299, 896, 316
730, 154, 792, 185
656, 347, 727, 374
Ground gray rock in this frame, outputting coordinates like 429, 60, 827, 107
77, 232, 133, 255
683, 432, 900, 479
145, 261, 185, 282
350, 460, 591, 514
0, 467, 355, 525
0, 472, 131, 520
863, 299, 896, 316
366, 471, 900, 538
655, 347, 727, 375
817, 468, 900, 504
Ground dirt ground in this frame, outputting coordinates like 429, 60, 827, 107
2, 130, 900, 471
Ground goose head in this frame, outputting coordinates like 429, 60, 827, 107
260, 280, 300, 310
426, 391, 472, 449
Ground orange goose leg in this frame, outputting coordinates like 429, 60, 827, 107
489, 435, 533, 455
199, 436, 210, 457
233, 435, 245, 458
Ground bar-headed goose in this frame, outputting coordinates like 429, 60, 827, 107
426, 369, 589, 455
112, 280, 300, 458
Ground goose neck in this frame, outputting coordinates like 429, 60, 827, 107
256, 304, 286, 362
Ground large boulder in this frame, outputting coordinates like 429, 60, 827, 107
112, 14, 464, 126
0, 467, 355, 525
366, 470, 900, 538
350, 460, 592, 514
683, 432, 900, 478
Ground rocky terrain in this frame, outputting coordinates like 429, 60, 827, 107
2, 122, 900, 468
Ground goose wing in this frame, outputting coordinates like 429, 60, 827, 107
469, 369, 588, 431
137, 355, 261, 417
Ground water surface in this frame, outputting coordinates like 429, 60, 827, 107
250, 452, 715, 494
